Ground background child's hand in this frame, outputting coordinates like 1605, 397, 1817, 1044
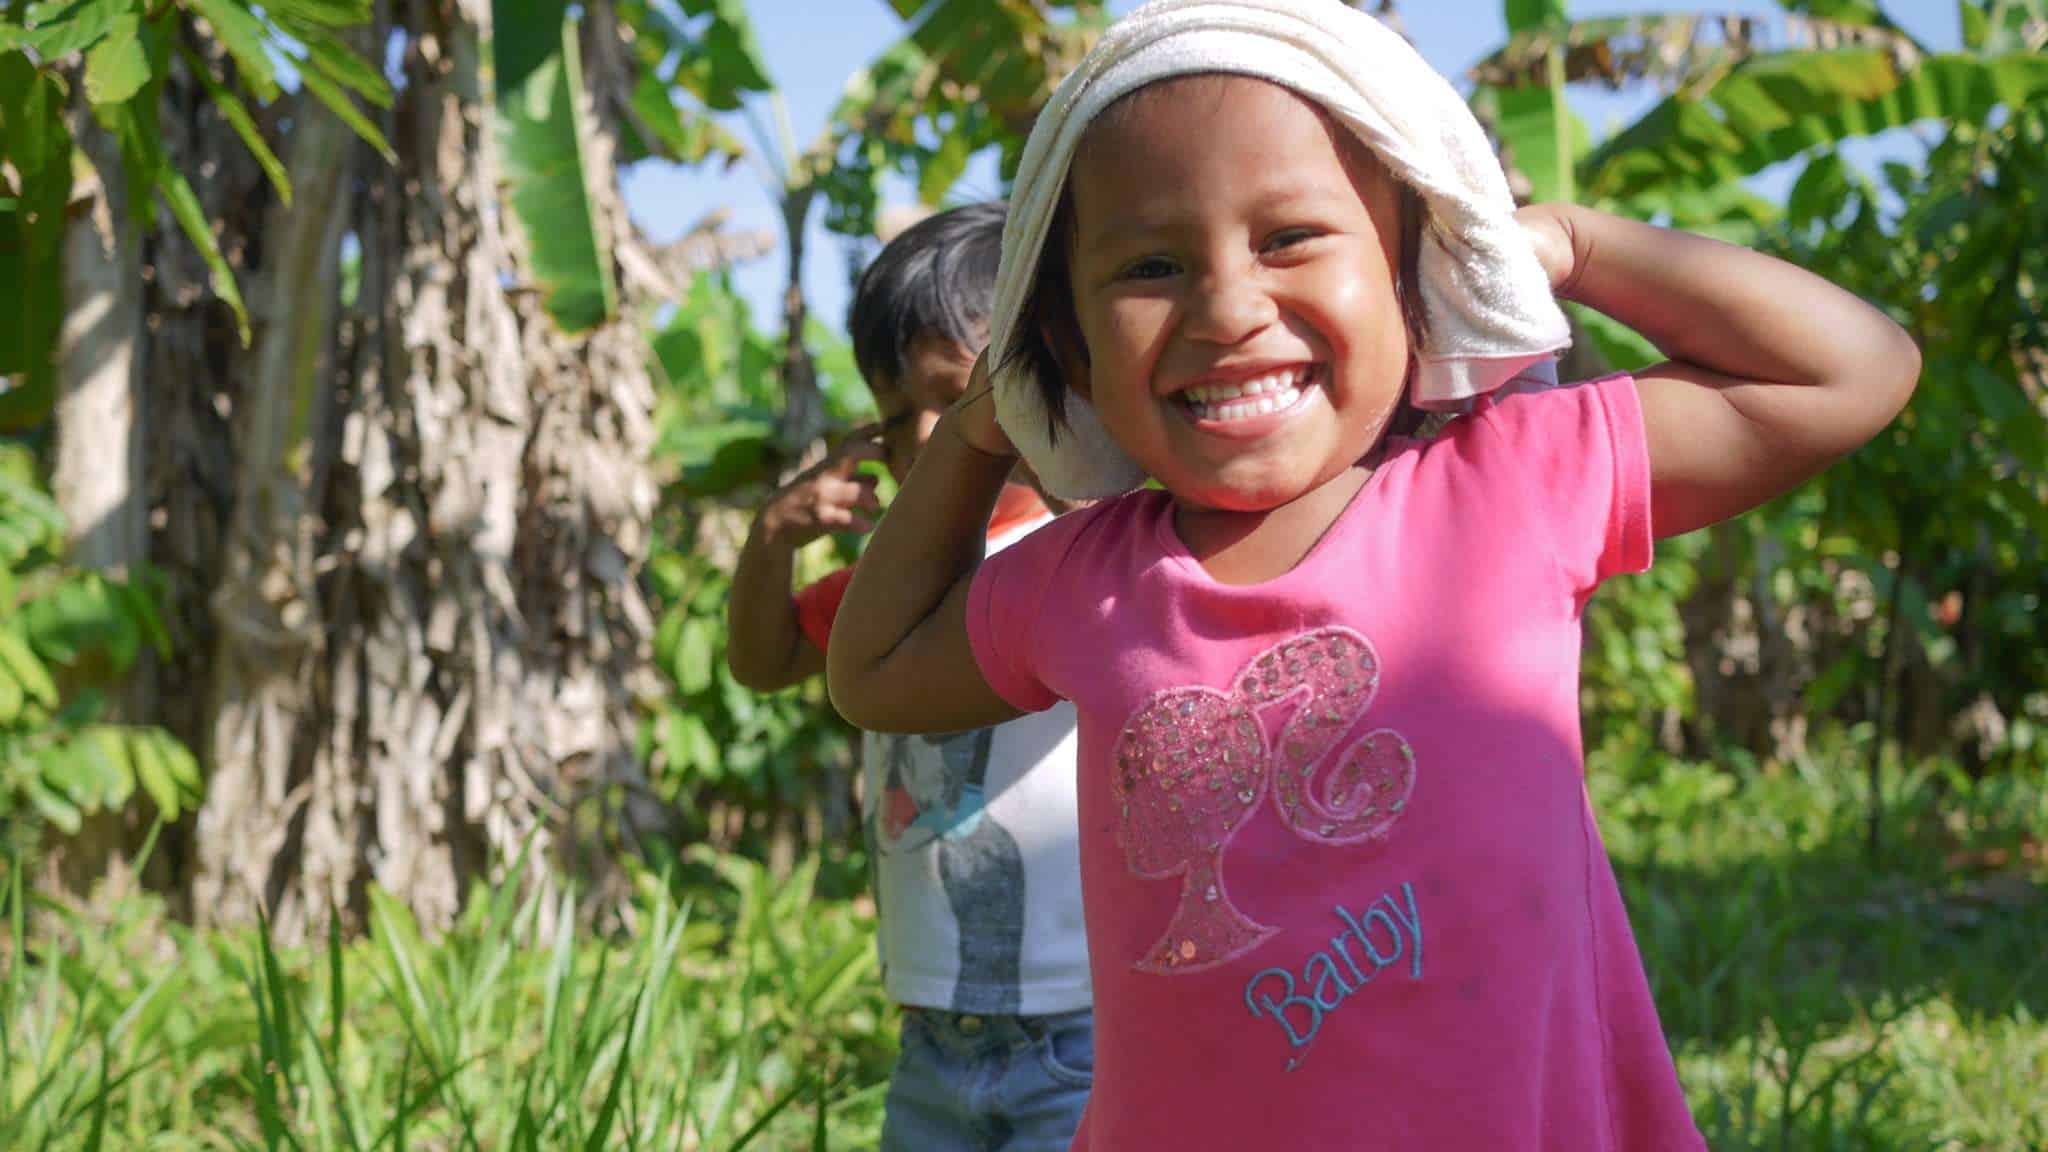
1515, 202, 1582, 295
950, 353, 1018, 459
758, 430, 885, 547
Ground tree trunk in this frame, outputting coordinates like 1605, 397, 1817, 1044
139, 47, 267, 908
775, 185, 826, 454
56, 103, 149, 580
190, 86, 356, 936
190, 0, 660, 937
48, 90, 152, 894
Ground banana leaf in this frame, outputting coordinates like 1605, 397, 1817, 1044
1584, 49, 2048, 202
493, 0, 615, 333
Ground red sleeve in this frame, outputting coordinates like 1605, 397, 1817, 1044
791, 565, 856, 652
1476, 374, 1653, 598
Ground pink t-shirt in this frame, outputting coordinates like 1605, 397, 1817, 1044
967, 377, 1702, 1151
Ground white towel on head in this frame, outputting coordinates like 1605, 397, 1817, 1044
988, 0, 1572, 500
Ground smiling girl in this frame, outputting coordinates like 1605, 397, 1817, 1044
826, 3, 1919, 1148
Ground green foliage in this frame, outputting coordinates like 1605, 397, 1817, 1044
670, 0, 774, 111
1582, 533, 1702, 752
640, 273, 874, 865
649, 272, 872, 493
0, 51, 70, 429
1475, 0, 1585, 204
644, 550, 855, 842
0, 447, 192, 849
1590, 748, 2048, 1150
0, 846, 896, 1149
1776, 0, 1895, 26
1583, 50, 2048, 206
1472, 1, 2048, 795
817, 39, 999, 239
821, 0, 1110, 237
613, 0, 767, 166
1777, 102, 2048, 770
497, 0, 775, 330
0, 0, 388, 390
493, 2, 617, 333
3, 757, 2039, 1150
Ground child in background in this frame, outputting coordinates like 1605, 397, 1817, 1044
725, 202, 1093, 1152
827, 2, 1920, 1148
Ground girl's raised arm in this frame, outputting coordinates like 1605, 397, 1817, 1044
1518, 204, 1920, 539
828, 365, 1025, 734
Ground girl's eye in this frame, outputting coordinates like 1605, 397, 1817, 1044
1263, 227, 1321, 253
1119, 256, 1179, 282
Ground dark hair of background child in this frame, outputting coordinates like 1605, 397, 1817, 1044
848, 200, 1008, 391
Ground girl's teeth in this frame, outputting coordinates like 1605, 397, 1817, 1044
1187, 367, 1312, 407
1188, 382, 1305, 422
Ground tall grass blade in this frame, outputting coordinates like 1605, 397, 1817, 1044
1, 843, 18, 1089
254, 913, 298, 1085
129, 817, 165, 879
291, 984, 365, 1152
9, 988, 106, 1149
392, 1043, 410, 1152
82, 1042, 108, 1152
55, 1046, 181, 1135
326, 917, 345, 1067
796, 938, 872, 1016
509, 1046, 542, 1152
363, 963, 490, 1150
581, 988, 644, 1152
106, 962, 181, 1052
723, 1070, 814, 1152
809, 1065, 840, 1152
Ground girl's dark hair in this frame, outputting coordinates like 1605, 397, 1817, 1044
1000, 179, 1435, 443
849, 200, 1007, 390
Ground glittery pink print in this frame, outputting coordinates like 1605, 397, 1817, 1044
1238, 628, 1415, 846
1113, 627, 1416, 974
1113, 687, 1276, 974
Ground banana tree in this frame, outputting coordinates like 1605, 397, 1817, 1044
1, 3, 389, 583
842, 0, 1106, 209
801, 0, 1112, 425
625, 2, 1102, 467
3, 0, 389, 885
621, 6, 1108, 862
1473, 0, 2048, 849
184, 0, 775, 937
1, 0, 390, 390
1472, 1, 2045, 383
1469, 1, 2047, 216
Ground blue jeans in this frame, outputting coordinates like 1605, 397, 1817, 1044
880, 1007, 1094, 1152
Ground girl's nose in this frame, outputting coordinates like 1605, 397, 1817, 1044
1184, 268, 1277, 346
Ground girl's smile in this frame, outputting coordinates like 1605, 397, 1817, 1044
1172, 361, 1325, 439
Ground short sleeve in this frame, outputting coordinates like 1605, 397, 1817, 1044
792, 566, 855, 652
967, 509, 1095, 714
1478, 374, 1653, 596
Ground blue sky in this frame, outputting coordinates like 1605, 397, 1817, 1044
620, 0, 1959, 337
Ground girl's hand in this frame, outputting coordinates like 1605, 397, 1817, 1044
950, 352, 1019, 459
828, 348, 1026, 736
1515, 203, 1582, 296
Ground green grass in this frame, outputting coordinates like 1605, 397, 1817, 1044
0, 848, 896, 1151
3, 756, 2043, 1151
1594, 751, 2048, 1151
